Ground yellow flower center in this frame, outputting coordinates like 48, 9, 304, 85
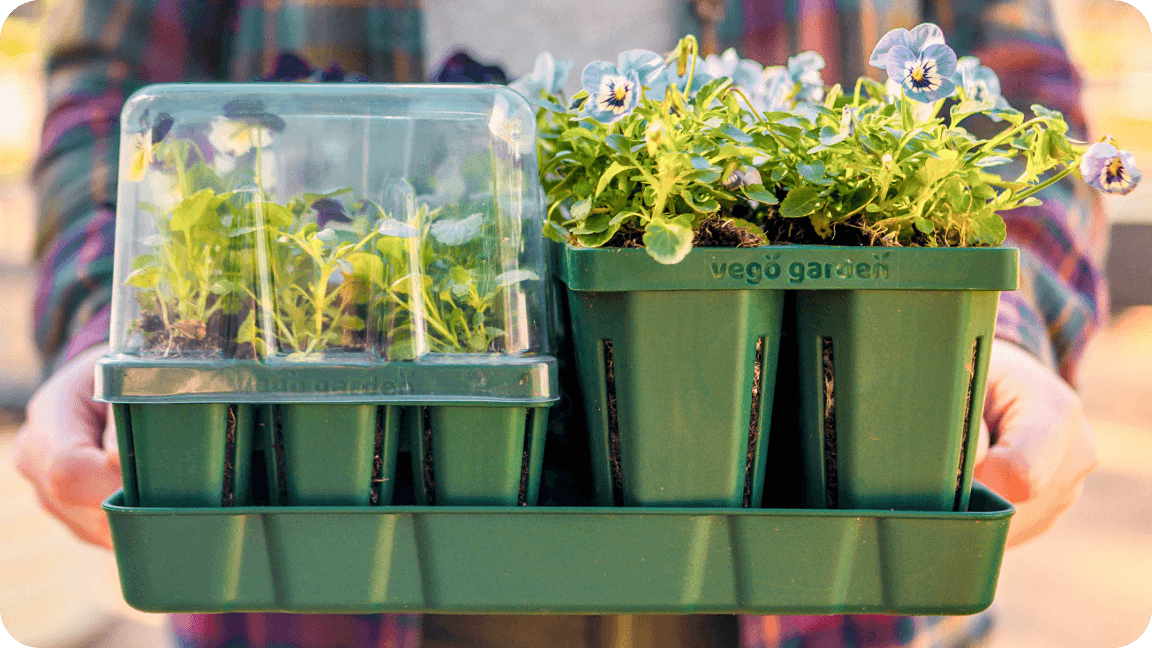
911, 67, 925, 83
614, 85, 628, 102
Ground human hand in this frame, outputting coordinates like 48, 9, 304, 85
974, 340, 1099, 547
13, 345, 120, 550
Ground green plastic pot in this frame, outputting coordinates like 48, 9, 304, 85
113, 403, 254, 508
267, 404, 401, 506
794, 289, 1001, 511
408, 405, 548, 506
556, 245, 783, 508
759, 245, 1017, 512
96, 357, 557, 508
557, 243, 1018, 511
103, 483, 1013, 614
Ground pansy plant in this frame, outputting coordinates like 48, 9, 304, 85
515, 36, 778, 264
520, 27, 1142, 256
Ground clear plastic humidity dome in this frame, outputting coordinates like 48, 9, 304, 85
98, 83, 554, 404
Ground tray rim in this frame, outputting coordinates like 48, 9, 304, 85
103, 483, 1014, 519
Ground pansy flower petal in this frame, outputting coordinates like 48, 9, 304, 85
869, 28, 913, 68
551, 59, 573, 94
908, 23, 947, 51
151, 112, 174, 144
617, 49, 666, 87
921, 43, 958, 78
581, 61, 617, 94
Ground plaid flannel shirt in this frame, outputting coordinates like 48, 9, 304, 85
33, 0, 1106, 647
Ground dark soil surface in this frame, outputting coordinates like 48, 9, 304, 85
602, 216, 766, 249
761, 211, 896, 246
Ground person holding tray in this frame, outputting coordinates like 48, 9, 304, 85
15, 0, 1100, 646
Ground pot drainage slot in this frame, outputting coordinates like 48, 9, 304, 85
955, 337, 983, 511
272, 405, 288, 504
822, 338, 838, 509
603, 339, 624, 507
743, 337, 767, 508
517, 409, 537, 506
420, 406, 437, 506
370, 406, 388, 506
221, 404, 238, 507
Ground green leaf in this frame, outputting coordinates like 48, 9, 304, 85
605, 134, 630, 153
170, 189, 218, 233
347, 251, 384, 280
779, 186, 822, 218
125, 266, 160, 289
724, 218, 767, 243
495, 269, 540, 287
569, 198, 592, 222
974, 156, 1013, 168
914, 217, 935, 234
595, 162, 631, 198
130, 254, 156, 270
237, 310, 256, 344
969, 207, 1008, 245
248, 202, 294, 228
680, 190, 720, 214
543, 220, 569, 242
797, 162, 833, 185
574, 221, 622, 247
744, 186, 779, 205
642, 217, 693, 265
560, 127, 601, 143
570, 211, 614, 234
719, 124, 753, 144
1031, 103, 1066, 123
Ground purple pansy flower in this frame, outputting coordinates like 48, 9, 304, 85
263, 53, 370, 83
1080, 142, 1142, 195
869, 23, 957, 103
511, 52, 572, 99
313, 198, 351, 228
952, 56, 1011, 121
151, 112, 174, 144
580, 49, 665, 123
434, 51, 508, 84
704, 48, 763, 91
787, 52, 825, 103
752, 52, 825, 113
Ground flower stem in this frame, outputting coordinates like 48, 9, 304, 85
728, 87, 765, 124
683, 35, 699, 97
1009, 163, 1078, 203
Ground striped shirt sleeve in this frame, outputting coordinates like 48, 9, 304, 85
31, 0, 225, 366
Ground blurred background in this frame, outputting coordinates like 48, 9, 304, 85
0, 1, 1149, 647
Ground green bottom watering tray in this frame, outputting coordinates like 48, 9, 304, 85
103, 485, 1012, 616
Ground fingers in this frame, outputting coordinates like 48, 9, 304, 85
31, 482, 115, 550
979, 341, 1085, 502
977, 340, 1101, 547
46, 445, 122, 508
13, 344, 120, 550
1005, 482, 1085, 548
973, 418, 991, 467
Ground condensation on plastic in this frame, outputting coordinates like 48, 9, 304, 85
106, 84, 554, 402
